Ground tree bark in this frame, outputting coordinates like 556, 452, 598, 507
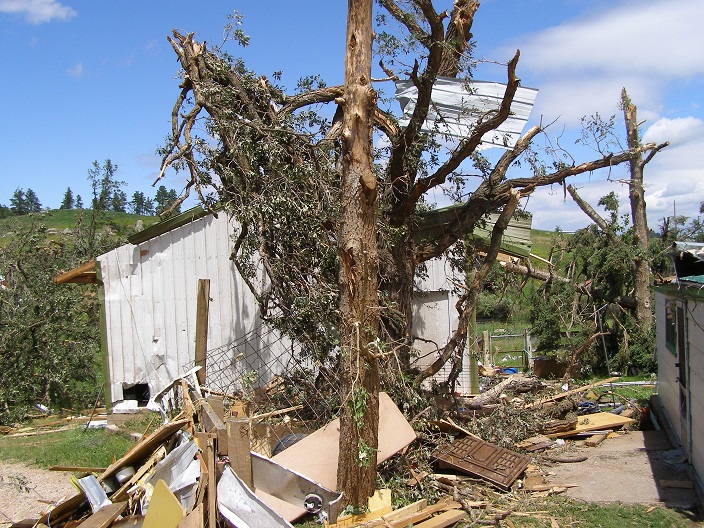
336, 0, 380, 507
621, 88, 651, 327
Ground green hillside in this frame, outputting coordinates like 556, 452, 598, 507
0, 209, 160, 246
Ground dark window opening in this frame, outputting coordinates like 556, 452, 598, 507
122, 383, 150, 406
665, 299, 676, 353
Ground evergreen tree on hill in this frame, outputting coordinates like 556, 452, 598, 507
60, 187, 75, 210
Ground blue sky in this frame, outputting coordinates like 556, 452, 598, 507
0, 0, 702, 231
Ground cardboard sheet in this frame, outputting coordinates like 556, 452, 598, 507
255, 392, 416, 521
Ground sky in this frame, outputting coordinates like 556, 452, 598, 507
0, 0, 702, 232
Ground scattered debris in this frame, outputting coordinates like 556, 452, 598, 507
2, 371, 660, 527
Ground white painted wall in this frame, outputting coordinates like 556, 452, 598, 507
412, 257, 471, 392
655, 290, 680, 435
97, 213, 289, 403
656, 287, 704, 485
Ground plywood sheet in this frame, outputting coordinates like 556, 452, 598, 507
546, 412, 634, 438
433, 436, 529, 490
255, 392, 415, 521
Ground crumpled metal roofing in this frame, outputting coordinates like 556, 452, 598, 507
673, 241, 704, 285
395, 77, 538, 149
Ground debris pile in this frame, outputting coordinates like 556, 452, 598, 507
5, 370, 649, 528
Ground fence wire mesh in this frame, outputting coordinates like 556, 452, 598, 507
183, 324, 340, 442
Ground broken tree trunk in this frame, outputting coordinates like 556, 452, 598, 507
466, 374, 520, 408
337, 0, 381, 508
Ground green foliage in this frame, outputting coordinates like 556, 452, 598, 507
154, 185, 181, 217
0, 160, 133, 424
0, 221, 102, 424
88, 160, 124, 213
9, 188, 42, 215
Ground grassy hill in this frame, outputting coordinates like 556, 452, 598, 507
0, 209, 160, 246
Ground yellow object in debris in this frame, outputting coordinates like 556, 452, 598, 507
143, 479, 185, 528
327, 489, 393, 527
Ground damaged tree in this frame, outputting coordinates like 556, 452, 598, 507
158, 2, 668, 505
336, 0, 381, 505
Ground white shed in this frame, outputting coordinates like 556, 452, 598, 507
96, 208, 292, 404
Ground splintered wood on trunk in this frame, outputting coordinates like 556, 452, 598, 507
337, 0, 380, 508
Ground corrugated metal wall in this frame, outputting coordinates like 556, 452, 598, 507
97, 213, 287, 403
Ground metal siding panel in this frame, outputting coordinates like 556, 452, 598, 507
173, 222, 192, 372
157, 229, 178, 384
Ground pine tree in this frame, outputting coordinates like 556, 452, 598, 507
130, 191, 146, 215
9, 188, 27, 215
154, 185, 170, 214
25, 189, 42, 213
75, 195, 84, 209
111, 190, 127, 212
60, 187, 75, 209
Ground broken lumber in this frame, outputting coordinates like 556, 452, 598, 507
526, 377, 620, 409
76, 502, 127, 528
584, 432, 609, 447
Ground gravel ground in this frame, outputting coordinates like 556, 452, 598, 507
0, 461, 76, 526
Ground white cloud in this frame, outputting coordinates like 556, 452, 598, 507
495, 0, 704, 124
66, 61, 83, 77
643, 117, 704, 147
0, 0, 76, 24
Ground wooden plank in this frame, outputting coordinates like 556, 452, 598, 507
546, 412, 633, 438
526, 377, 620, 409
52, 260, 97, 285
413, 509, 467, 528
387, 499, 462, 528
196, 432, 218, 528
77, 502, 127, 528
143, 480, 185, 528
99, 418, 189, 482
49, 465, 108, 473
111, 445, 167, 502
227, 417, 253, 489
345, 500, 427, 528
195, 279, 210, 385
584, 432, 609, 447
200, 400, 227, 456
178, 503, 204, 528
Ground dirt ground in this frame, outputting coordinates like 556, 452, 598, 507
0, 461, 76, 527
544, 429, 701, 512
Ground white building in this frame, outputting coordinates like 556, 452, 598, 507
654, 242, 704, 488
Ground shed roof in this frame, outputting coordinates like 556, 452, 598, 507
418, 205, 532, 259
